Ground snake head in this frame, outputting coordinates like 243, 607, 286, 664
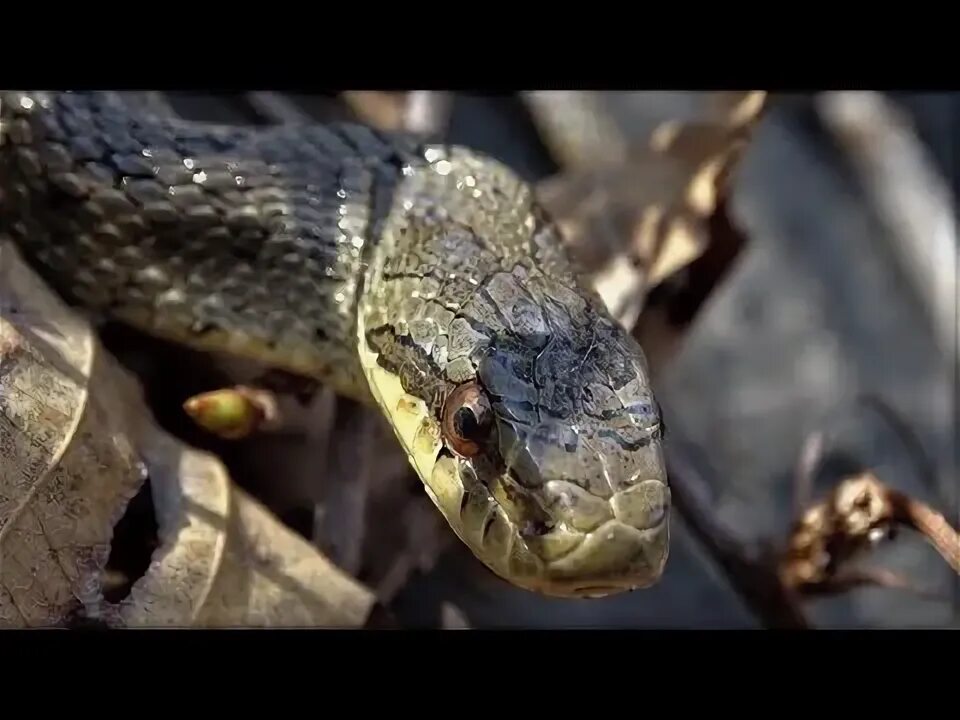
361, 260, 670, 599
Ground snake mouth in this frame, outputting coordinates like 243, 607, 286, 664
569, 586, 623, 597
531, 515, 670, 598
434, 460, 673, 599
487, 479, 670, 599
532, 477, 670, 596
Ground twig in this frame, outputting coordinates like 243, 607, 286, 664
800, 566, 945, 601
779, 471, 960, 595
888, 487, 960, 574
817, 91, 958, 366
664, 441, 810, 629
311, 398, 375, 576
854, 392, 941, 497
794, 430, 825, 515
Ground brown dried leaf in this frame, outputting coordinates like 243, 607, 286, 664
0, 240, 376, 627
779, 470, 960, 596
120, 431, 374, 627
528, 91, 766, 329
0, 243, 145, 627
341, 91, 409, 131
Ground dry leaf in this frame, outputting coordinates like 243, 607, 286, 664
779, 470, 960, 597
0, 242, 145, 626
119, 431, 374, 627
341, 91, 409, 131
186, 365, 454, 608
526, 91, 766, 330
0, 240, 376, 628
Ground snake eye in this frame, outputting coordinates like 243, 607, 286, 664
441, 381, 494, 457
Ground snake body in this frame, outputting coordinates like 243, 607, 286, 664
0, 91, 669, 597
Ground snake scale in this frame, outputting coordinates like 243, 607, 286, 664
0, 91, 669, 598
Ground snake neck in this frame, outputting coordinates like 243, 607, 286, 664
0, 91, 426, 400
0, 91, 591, 405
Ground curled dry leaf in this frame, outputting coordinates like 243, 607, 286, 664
526, 91, 767, 331
0, 243, 144, 626
120, 430, 374, 627
779, 470, 960, 597
0, 240, 376, 627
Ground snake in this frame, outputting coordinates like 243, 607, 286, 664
0, 91, 670, 598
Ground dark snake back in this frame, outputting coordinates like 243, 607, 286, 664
0, 91, 429, 393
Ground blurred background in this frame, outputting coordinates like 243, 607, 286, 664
98, 91, 958, 629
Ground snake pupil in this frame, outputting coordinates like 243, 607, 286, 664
454, 406, 482, 440
442, 381, 494, 457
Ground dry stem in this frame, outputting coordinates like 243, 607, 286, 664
888, 488, 960, 574
779, 471, 959, 596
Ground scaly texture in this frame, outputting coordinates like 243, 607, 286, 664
0, 91, 670, 597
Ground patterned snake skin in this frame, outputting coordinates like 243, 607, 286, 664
0, 91, 670, 597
